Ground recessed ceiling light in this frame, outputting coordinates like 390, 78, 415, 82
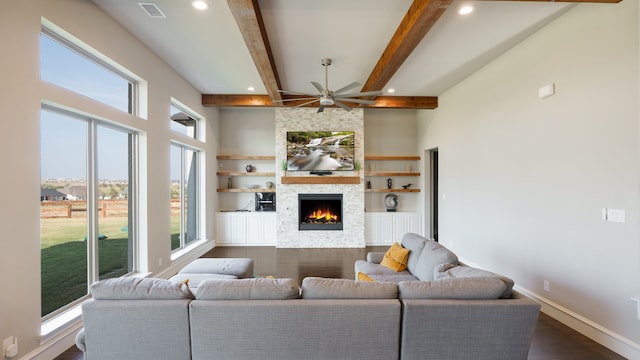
248, 86, 255, 91
387, 88, 395, 94
192, 1, 209, 10
458, 6, 473, 15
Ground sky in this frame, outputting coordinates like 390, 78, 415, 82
40, 34, 136, 180
40, 34, 192, 181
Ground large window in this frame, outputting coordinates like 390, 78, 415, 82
170, 143, 200, 251
40, 108, 137, 317
40, 30, 134, 114
40, 26, 139, 318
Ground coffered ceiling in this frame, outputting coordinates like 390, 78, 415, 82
93, 0, 621, 110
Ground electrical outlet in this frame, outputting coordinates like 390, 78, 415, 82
543, 280, 550, 292
3, 336, 18, 358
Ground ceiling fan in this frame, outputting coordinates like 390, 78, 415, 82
277, 58, 383, 113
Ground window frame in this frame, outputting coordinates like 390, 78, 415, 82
39, 20, 144, 329
170, 141, 203, 253
40, 105, 140, 321
41, 20, 143, 117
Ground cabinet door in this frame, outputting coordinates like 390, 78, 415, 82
245, 213, 276, 245
365, 213, 394, 246
216, 213, 247, 244
260, 213, 277, 245
366, 212, 423, 245
392, 213, 423, 240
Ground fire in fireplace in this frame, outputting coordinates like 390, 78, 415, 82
298, 193, 343, 230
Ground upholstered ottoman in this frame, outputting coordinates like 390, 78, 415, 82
178, 258, 254, 279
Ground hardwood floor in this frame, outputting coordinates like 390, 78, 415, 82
56, 246, 626, 360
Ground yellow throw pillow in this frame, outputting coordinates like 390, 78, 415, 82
357, 272, 375, 282
380, 242, 410, 272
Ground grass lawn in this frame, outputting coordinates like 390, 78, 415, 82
41, 216, 181, 317
41, 217, 130, 316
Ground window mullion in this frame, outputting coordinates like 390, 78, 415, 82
87, 121, 99, 285
180, 147, 186, 249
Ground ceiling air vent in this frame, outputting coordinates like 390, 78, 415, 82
138, 3, 166, 18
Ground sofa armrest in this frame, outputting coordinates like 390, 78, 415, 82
367, 252, 386, 264
75, 328, 86, 353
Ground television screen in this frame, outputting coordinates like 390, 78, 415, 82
286, 131, 355, 171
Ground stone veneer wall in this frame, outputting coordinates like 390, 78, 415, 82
275, 107, 365, 248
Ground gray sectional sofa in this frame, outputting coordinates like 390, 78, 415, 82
356, 232, 541, 359
76, 266, 540, 360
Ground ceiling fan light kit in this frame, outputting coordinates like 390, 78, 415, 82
277, 58, 382, 112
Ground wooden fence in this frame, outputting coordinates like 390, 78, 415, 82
41, 199, 181, 218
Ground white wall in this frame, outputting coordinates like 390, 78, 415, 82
0, 1, 219, 358
364, 109, 421, 212
218, 108, 276, 210
417, 2, 640, 358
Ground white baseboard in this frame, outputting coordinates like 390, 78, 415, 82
24, 321, 82, 360
516, 286, 640, 360
458, 256, 640, 360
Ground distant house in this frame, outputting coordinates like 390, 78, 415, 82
58, 185, 87, 200
40, 188, 67, 201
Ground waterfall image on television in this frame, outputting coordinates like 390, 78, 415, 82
286, 131, 355, 171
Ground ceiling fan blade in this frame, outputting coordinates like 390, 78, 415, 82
333, 97, 376, 105
333, 100, 352, 112
292, 99, 320, 108
272, 97, 318, 103
333, 81, 361, 95
334, 90, 383, 98
317, 105, 326, 113
279, 89, 315, 96
311, 81, 325, 93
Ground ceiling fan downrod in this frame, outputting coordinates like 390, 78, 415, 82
319, 58, 334, 105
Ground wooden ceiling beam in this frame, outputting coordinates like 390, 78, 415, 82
202, 94, 437, 109
482, 0, 620, 2
361, 0, 452, 94
227, 0, 282, 101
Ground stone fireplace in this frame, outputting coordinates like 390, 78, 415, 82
275, 108, 365, 248
298, 193, 343, 231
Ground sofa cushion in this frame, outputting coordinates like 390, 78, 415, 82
434, 263, 514, 298
301, 277, 398, 299
355, 259, 412, 276
169, 273, 237, 294
195, 278, 300, 300
398, 277, 509, 299
380, 242, 410, 271
90, 277, 194, 300
400, 233, 429, 274
411, 239, 458, 281
369, 274, 419, 283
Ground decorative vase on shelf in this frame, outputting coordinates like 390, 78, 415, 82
266, 181, 274, 189
245, 164, 254, 173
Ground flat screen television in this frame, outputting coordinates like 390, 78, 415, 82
286, 131, 355, 171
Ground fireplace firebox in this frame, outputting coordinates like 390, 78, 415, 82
298, 193, 343, 231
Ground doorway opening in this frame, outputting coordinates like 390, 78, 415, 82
427, 148, 438, 242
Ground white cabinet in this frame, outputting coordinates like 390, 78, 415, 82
216, 212, 276, 246
365, 212, 423, 245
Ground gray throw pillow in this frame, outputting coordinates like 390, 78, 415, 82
90, 277, 194, 300
400, 233, 428, 274
411, 240, 458, 281
301, 277, 398, 299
